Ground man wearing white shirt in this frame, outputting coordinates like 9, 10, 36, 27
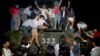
22, 15, 41, 47
30, 15, 41, 47
37, 15, 48, 29
22, 15, 37, 37
22, 19, 33, 37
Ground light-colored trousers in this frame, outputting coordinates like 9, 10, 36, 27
11, 14, 20, 31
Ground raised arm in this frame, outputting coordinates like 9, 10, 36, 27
67, 1, 71, 9
34, 1, 41, 10
58, 0, 62, 7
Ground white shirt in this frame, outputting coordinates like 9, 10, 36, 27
23, 7, 32, 16
38, 18, 48, 26
54, 44, 59, 56
31, 19, 39, 28
22, 19, 33, 27
40, 8, 48, 19
91, 47, 100, 56
63, 10, 65, 17
2, 48, 12, 56
77, 22, 87, 29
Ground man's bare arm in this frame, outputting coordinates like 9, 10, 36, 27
58, 0, 62, 7
34, 1, 41, 10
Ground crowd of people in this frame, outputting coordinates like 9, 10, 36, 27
1, 33, 100, 56
1, 0, 100, 56
9, 0, 75, 31
9, 0, 75, 48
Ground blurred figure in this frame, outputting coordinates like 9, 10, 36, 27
77, 21, 87, 33
90, 37, 100, 56
9, 4, 20, 31
21, 15, 37, 37
93, 29, 100, 38
66, 8, 75, 31
13, 36, 30, 56
86, 30, 94, 38
80, 34, 93, 56
2, 40, 12, 56
22, 5, 32, 22
67, 0, 71, 10
54, 43, 59, 56
45, 45, 55, 56
53, 0, 62, 29
65, 34, 74, 56
22, 18, 32, 37
59, 35, 70, 56
31, 8, 40, 16
37, 15, 48, 30
45, 8, 53, 29
54, 35, 70, 56
14, 46, 27, 56
60, 6, 68, 30
34, 1, 49, 20
29, 15, 40, 47
27, 43, 39, 56
73, 37, 82, 56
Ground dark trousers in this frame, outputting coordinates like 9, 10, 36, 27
60, 17, 67, 30
22, 26, 32, 37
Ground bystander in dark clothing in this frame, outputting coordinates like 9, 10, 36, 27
60, 6, 68, 30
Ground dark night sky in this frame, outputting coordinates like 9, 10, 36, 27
0, 0, 100, 35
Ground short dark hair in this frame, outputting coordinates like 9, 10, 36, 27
59, 35, 70, 56
59, 35, 66, 43
2, 39, 10, 45
39, 15, 45, 18
14, 46, 27, 56
21, 36, 29, 46
45, 44, 55, 56
60, 35, 66, 39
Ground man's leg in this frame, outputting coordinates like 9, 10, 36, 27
35, 35, 40, 47
66, 20, 70, 31
50, 18, 54, 29
22, 26, 29, 37
30, 29, 35, 44
14, 15, 20, 31
62, 18, 67, 31
17, 15, 21, 31
60, 17, 63, 30
54, 15, 57, 29
57, 14, 61, 29
10, 18, 15, 31
21, 14, 27, 22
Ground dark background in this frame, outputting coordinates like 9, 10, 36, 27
0, 0, 100, 35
